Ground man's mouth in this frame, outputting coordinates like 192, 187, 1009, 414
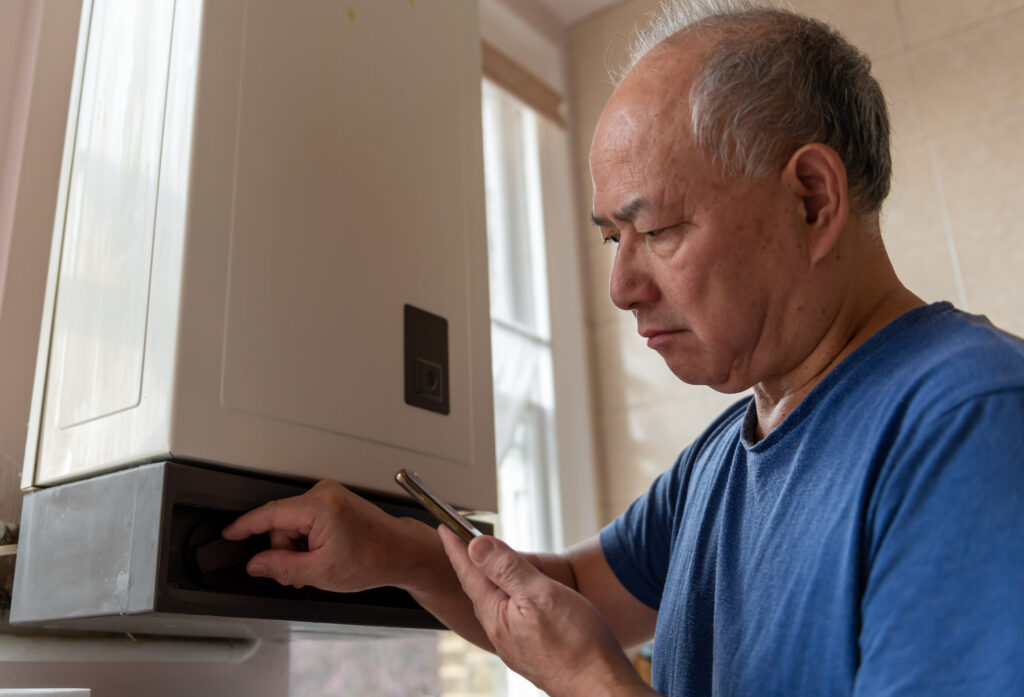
639, 328, 683, 349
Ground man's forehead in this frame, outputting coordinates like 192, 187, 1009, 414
589, 100, 678, 176
587, 40, 715, 221
590, 46, 704, 162
589, 99, 694, 194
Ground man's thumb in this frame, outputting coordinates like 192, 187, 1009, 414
467, 536, 540, 596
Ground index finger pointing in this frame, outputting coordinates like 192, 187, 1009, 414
222, 497, 316, 540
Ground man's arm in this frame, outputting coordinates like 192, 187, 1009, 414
222, 479, 657, 653
539, 537, 660, 649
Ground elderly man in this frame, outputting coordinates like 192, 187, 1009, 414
225, 2, 1024, 695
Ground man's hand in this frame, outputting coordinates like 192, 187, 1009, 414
439, 526, 657, 697
222, 479, 429, 592
224, 478, 659, 686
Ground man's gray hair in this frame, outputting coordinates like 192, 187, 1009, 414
619, 0, 891, 215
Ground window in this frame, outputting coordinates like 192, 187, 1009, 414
482, 78, 559, 557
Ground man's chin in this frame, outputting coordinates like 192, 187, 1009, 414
664, 360, 748, 394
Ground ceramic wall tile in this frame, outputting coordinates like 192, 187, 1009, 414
702, 389, 750, 425
930, 109, 1024, 237
882, 135, 964, 305
889, 238, 964, 306
601, 499, 634, 527
955, 219, 1024, 335
872, 51, 926, 144
593, 314, 694, 410
597, 394, 707, 512
881, 137, 947, 253
908, 9, 1024, 135
897, 0, 1024, 46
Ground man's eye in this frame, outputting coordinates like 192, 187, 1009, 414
601, 234, 619, 246
641, 224, 687, 257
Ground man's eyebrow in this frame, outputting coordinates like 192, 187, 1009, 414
591, 198, 649, 227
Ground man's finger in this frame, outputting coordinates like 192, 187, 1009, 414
245, 547, 320, 587
439, 526, 504, 606
466, 534, 546, 598
222, 497, 314, 540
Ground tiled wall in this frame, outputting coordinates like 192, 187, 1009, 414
568, 0, 1024, 524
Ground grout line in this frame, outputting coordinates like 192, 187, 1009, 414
891, 0, 913, 51
923, 136, 970, 309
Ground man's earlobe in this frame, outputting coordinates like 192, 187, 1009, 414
784, 144, 849, 266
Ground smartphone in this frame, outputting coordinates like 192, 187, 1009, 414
395, 469, 483, 544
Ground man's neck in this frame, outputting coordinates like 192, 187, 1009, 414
750, 281, 925, 442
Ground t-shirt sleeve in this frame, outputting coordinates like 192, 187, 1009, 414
599, 449, 692, 611
854, 389, 1024, 696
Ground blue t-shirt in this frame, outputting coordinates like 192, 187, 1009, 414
600, 303, 1024, 697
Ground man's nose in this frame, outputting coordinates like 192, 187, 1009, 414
609, 234, 657, 312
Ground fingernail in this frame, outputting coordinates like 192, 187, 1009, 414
469, 537, 495, 564
248, 562, 266, 577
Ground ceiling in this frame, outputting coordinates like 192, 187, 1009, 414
534, 0, 625, 26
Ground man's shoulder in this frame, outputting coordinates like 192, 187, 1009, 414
910, 303, 1024, 364
856, 302, 1024, 408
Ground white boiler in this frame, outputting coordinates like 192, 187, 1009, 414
13, 0, 496, 637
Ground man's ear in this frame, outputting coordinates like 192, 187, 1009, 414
782, 144, 849, 267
